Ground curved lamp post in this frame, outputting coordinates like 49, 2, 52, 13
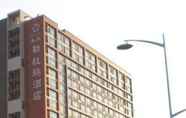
117, 33, 186, 118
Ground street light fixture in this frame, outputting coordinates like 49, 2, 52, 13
117, 33, 186, 118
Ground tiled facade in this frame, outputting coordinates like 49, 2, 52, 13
0, 10, 134, 118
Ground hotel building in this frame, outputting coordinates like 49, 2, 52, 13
0, 10, 134, 118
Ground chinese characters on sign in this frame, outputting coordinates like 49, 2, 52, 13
31, 23, 42, 101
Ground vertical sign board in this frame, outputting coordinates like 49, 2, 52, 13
24, 16, 45, 118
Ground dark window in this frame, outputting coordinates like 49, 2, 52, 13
8, 28, 20, 58
8, 112, 20, 118
8, 69, 20, 100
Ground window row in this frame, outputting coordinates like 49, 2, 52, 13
66, 56, 131, 92
46, 27, 128, 87
68, 90, 131, 118
68, 109, 90, 118
46, 42, 131, 94
67, 69, 132, 101
68, 88, 133, 116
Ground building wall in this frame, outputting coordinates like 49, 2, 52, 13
7, 10, 30, 118
0, 19, 7, 118
43, 15, 134, 118
1, 10, 133, 118
6, 10, 32, 118
24, 16, 46, 118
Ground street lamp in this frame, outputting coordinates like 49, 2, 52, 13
117, 33, 186, 118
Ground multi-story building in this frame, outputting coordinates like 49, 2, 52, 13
0, 10, 134, 118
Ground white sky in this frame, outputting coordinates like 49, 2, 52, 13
1, 0, 186, 118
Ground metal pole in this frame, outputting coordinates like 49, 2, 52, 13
162, 33, 173, 118
118, 34, 186, 117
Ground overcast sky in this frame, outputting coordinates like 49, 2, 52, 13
1, 0, 186, 118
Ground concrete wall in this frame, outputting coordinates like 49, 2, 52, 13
0, 19, 7, 118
